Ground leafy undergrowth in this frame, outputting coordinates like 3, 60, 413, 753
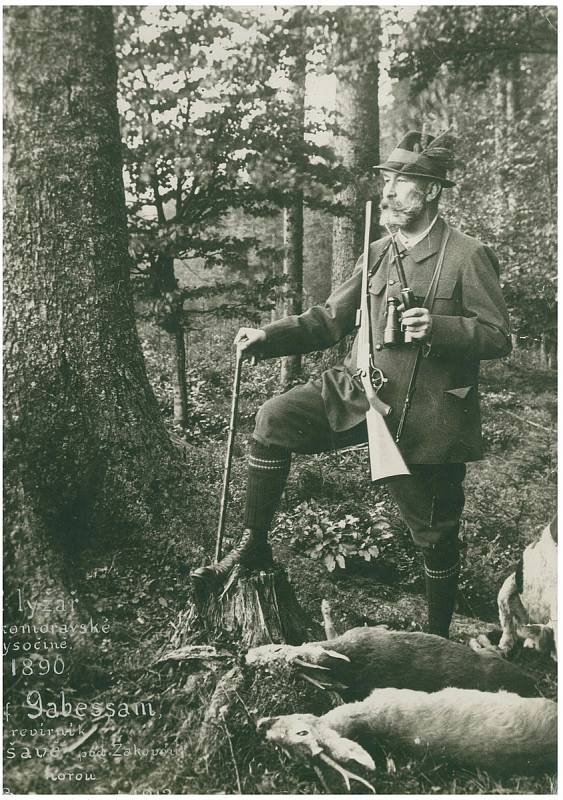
4, 320, 557, 794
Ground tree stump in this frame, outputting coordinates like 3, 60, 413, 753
193, 566, 323, 648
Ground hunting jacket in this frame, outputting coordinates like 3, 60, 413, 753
260, 217, 511, 463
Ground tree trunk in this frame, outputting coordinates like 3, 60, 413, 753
150, 253, 190, 427
280, 12, 306, 388
493, 69, 507, 214
3, 7, 180, 630
548, 340, 556, 371
504, 56, 520, 214
505, 57, 520, 123
271, 215, 284, 322
173, 323, 189, 427
322, 8, 380, 370
150, 252, 176, 296
539, 333, 556, 370
280, 196, 304, 386
331, 7, 381, 290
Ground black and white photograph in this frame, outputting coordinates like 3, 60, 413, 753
3, 2, 557, 794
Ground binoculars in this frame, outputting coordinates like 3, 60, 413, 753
384, 296, 414, 347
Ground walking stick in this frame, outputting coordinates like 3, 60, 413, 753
215, 349, 243, 563
187, 350, 323, 648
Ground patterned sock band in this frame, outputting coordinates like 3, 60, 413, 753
244, 438, 291, 533
424, 561, 460, 580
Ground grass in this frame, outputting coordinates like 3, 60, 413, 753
3, 315, 557, 794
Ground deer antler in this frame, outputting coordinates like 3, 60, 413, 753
246, 643, 351, 667
259, 713, 377, 792
299, 672, 349, 692
322, 648, 351, 662
318, 752, 376, 793
294, 646, 351, 692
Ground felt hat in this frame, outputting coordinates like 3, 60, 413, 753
374, 130, 457, 188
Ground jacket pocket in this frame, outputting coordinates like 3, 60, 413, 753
368, 269, 388, 295
410, 276, 457, 303
444, 385, 473, 399
441, 384, 481, 460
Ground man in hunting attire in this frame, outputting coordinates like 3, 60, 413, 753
192, 131, 511, 639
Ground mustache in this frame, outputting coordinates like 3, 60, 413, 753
380, 194, 425, 218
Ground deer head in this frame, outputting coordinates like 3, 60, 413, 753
258, 713, 376, 792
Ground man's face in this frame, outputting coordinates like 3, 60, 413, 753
379, 171, 430, 228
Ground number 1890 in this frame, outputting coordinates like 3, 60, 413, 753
10, 656, 65, 676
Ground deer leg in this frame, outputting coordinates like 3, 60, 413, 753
467, 633, 507, 658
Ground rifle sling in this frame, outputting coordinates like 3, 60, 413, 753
395, 224, 451, 444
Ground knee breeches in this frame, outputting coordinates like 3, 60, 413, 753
252, 381, 466, 548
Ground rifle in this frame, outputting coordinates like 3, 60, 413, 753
356, 201, 410, 482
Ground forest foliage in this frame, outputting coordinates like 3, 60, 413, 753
116, 4, 556, 361
3, 5, 557, 796
385, 5, 557, 349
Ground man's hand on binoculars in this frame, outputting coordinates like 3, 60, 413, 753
234, 327, 267, 363
400, 307, 433, 341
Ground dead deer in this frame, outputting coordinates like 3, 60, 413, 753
497, 517, 557, 660
246, 621, 538, 698
259, 686, 557, 789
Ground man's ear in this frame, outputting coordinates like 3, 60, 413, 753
426, 181, 442, 202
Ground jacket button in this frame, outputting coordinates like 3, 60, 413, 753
388, 279, 395, 285
375, 343, 382, 351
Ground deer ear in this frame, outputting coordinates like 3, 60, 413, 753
319, 727, 376, 771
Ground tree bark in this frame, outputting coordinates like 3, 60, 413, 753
539, 333, 556, 370
3, 7, 180, 629
280, 11, 306, 388
331, 8, 381, 290
173, 324, 189, 427
505, 57, 520, 123
149, 252, 176, 296
280, 197, 304, 386
321, 8, 380, 371
149, 253, 190, 427
493, 69, 506, 209
504, 56, 520, 213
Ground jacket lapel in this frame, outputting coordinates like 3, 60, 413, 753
408, 216, 446, 263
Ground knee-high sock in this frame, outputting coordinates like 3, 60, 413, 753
423, 542, 460, 639
244, 439, 291, 534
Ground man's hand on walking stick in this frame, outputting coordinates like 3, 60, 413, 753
234, 327, 266, 365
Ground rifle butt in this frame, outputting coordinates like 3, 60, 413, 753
366, 408, 410, 481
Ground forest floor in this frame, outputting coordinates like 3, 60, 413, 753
3, 317, 557, 795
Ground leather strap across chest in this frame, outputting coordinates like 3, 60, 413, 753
380, 223, 451, 310
423, 223, 451, 312
395, 223, 451, 444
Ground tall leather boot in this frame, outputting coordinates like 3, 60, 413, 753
191, 439, 290, 585
191, 527, 273, 584
423, 543, 460, 639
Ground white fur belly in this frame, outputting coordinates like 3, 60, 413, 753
357, 687, 557, 772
